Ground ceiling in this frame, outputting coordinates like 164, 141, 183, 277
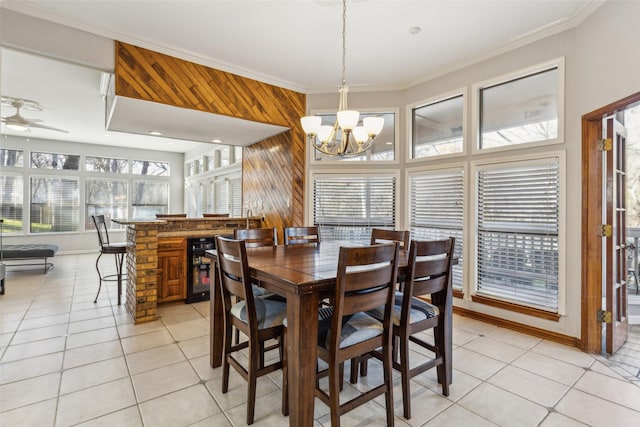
0, 0, 603, 153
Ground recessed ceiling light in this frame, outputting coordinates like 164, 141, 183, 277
148, 130, 163, 136
211, 138, 223, 143
104, 133, 111, 137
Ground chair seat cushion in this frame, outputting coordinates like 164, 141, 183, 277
317, 307, 383, 349
368, 291, 439, 326
231, 298, 286, 329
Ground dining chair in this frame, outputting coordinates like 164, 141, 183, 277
234, 227, 278, 248
283, 226, 320, 245
370, 228, 410, 248
91, 215, 127, 305
215, 236, 287, 425
362, 237, 455, 419
203, 213, 229, 217
155, 213, 187, 218
314, 242, 399, 427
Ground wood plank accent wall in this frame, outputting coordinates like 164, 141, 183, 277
114, 41, 307, 238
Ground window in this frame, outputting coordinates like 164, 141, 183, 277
313, 174, 396, 242
0, 173, 23, 234
0, 149, 24, 167
85, 178, 128, 229
214, 178, 229, 214
30, 176, 80, 233
31, 151, 80, 170
476, 59, 563, 151
132, 180, 169, 219
230, 177, 242, 217
211, 176, 241, 216
411, 94, 464, 159
474, 156, 561, 312
409, 167, 464, 291
132, 160, 170, 176
312, 111, 396, 162
85, 156, 128, 173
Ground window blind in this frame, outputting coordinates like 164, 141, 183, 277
230, 177, 242, 217
30, 176, 80, 233
0, 173, 24, 234
313, 175, 396, 242
215, 179, 229, 214
409, 169, 464, 290
476, 159, 559, 311
85, 178, 128, 229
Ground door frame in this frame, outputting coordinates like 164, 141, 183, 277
581, 91, 640, 353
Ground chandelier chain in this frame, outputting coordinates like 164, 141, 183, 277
341, 0, 347, 87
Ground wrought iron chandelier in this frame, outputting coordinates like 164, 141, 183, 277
300, 0, 384, 158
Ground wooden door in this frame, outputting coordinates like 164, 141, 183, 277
604, 116, 629, 353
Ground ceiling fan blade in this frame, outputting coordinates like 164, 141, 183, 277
28, 122, 69, 133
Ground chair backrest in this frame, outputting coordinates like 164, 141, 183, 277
371, 228, 410, 249
284, 226, 320, 245
156, 213, 187, 218
403, 238, 455, 318
203, 213, 230, 218
234, 227, 278, 248
91, 215, 110, 248
330, 243, 399, 350
215, 236, 259, 330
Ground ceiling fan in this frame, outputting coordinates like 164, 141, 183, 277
1, 96, 68, 133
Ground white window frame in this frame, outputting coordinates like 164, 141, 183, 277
470, 151, 566, 315
405, 162, 467, 292
307, 108, 400, 165
471, 57, 565, 155
406, 87, 467, 163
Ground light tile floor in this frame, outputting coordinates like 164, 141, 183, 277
2, 253, 640, 426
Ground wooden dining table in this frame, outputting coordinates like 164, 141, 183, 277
206, 240, 408, 427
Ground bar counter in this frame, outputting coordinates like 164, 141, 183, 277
113, 216, 262, 323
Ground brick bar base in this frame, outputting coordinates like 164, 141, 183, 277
119, 217, 262, 324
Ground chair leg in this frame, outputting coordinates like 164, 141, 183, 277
281, 332, 289, 416
349, 357, 359, 384
399, 334, 412, 419
247, 346, 259, 425
435, 323, 452, 397
93, 252, 103, 303
115, 252, 124, 305
383, 336, 395, 427
222, 323, 232, 394
328, 361, 342, 427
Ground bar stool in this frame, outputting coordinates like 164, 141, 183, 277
91, 215, 127, 305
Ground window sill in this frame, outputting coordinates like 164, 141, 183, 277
471, 294, 560, 321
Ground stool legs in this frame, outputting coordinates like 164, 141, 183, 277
94, 251, 125, 305
94, 252, 103, 303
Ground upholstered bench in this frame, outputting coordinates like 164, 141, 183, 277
1, 244, 58, 274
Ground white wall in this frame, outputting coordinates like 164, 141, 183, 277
306, 0, 639, 339
1, 135, 184, 253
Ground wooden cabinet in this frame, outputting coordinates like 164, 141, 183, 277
157, 238, 186, 303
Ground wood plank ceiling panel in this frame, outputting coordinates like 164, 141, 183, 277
114, 41, 307, 235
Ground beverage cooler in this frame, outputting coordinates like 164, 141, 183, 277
186, 237, 215, 303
